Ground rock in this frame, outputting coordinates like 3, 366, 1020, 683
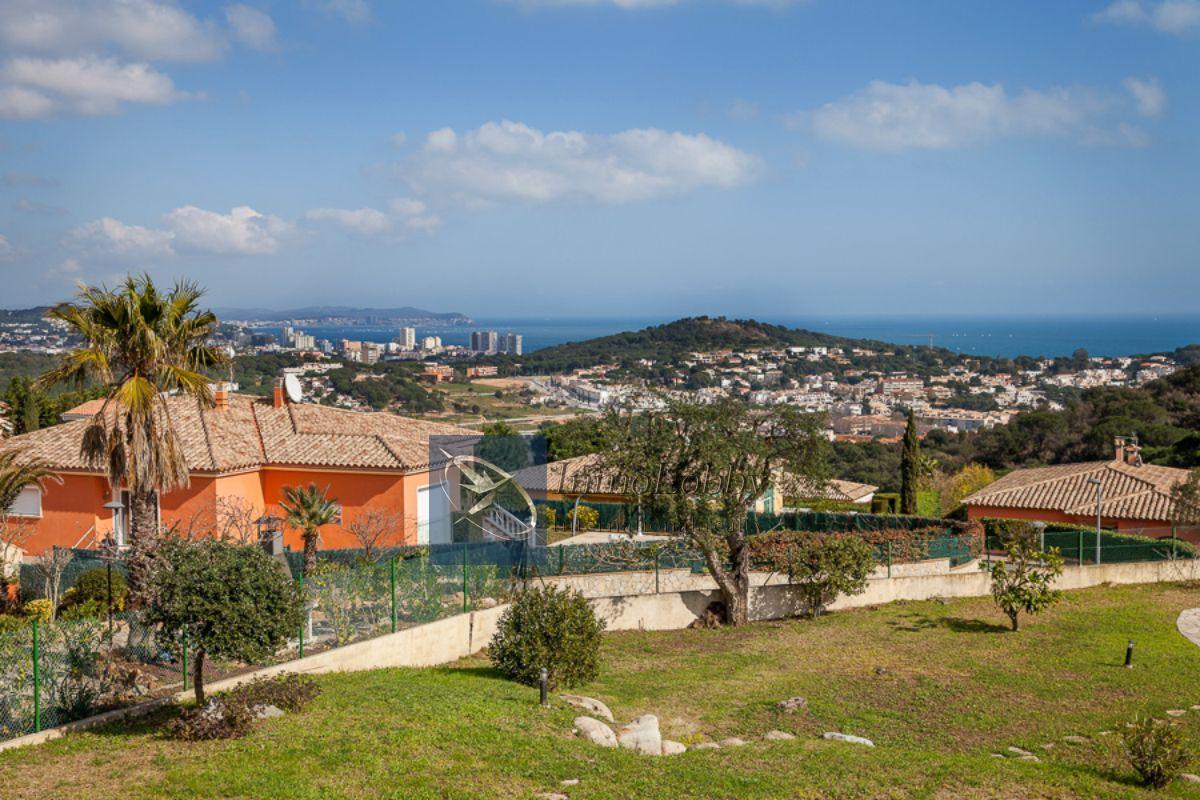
1017, 755, 1041, 763
1179, 773, 1200, 783
990, 753, 1006, 758
617, 715, 662, 755
560, 779, 580, 787
1006, 746, 1033, 757
1062, 735, 1090, 745
689, 601, 726, 629
719, 737, 748, 747
823, 732, 875, 747
536, 794, 567, 800
561, 694, 614, 723
254, 704, 285, 719
1096, 730, 1112, 736
573, 716, 617, 748
776, 696, 808, 714
874, 666, 889, 676
661, 740, 687, 755
693, 742, 721, 750
764, 730, 796, 741
1166, 709, 1187, 717
476, 597, 499, 609
1191, 705, 1200, 711
1039, 743, 1055, 750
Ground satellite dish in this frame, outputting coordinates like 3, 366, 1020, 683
283, 372, 303, 404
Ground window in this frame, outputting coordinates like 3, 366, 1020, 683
6, 486, 42, 518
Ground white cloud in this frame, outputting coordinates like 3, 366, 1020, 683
0, 0, 224, 62
165, 205, 292, 255
305, 206, 392, 235
224, 4, 277, 51
1092, 0, 1200, 34
510, 0, 801, 8
0, 234, 13, 262
798, 79, 1159, 151
389, 197, 441, 232
308, 0, 372, 23
0, 86, 55, 120
1124, 77, 1166, 117
403, 120, 762, 206
1, 56, 182, 116
69, 217, 176, 258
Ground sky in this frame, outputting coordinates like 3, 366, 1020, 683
0, 0, 1197, 318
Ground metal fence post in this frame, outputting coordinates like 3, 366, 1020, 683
886, 540, 892, 579
390, 556, 397, 634
462, 541, 469, 614
1173, 525, 1178, 559
558, 545, 565, 576
297, 575, 304, 658
1078, 528, 1084, 566
182, 626, 189, 691
31, 619, 40, 733
654, 550, 660, 594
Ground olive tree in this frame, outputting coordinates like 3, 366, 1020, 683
595, 396, 828, 626
986, 526, 1064, 631
147, 538, 302, 703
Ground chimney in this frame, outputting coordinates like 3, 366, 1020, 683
273, 378, 286, 409
213, 382, 230, 410
1114, 435, 1142, 466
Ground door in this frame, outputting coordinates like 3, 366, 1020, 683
417, 482, 451, 544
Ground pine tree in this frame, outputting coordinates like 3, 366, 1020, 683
900, 410, 919, 515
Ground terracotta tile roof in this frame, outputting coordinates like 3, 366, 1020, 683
512, 454, 624, 495
61, 398, 106, 420
962, 459, 1191, 523
778, 475, 878, 503
0, 393, 476, 474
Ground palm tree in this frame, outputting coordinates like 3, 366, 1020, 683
279, 483, 339, 576
37, 274, 226, 601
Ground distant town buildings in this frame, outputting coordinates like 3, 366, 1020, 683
470, 330, 522, 355
398, 327, 417, 350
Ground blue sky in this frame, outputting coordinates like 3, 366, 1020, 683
1, 0, 1197, 317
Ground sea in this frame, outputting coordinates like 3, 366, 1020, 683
257, 314, 1200, 360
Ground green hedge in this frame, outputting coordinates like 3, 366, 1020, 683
980, 517, 1196, 563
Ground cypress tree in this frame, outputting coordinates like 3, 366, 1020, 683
900, 410, 919, 515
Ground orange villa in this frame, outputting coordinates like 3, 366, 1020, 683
0, 384, 476, 556
962, 437, 1196, 540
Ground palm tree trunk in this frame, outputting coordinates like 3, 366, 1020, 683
127, 489, 160, 607
302, 529, 319, 576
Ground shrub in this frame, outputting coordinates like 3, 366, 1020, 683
538, 506, 557, 530
167, 672, 320, 741
567, 505, 599, 533
57, 598, 107, 621
1124, 716, 1191, 789
61, 568, 128, 613
23, 599, 52, 623
750, 533, 875, 618
489, 585, 604, 691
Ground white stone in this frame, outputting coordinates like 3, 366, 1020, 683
764, 730, 796, 741
253, 704, 285, 719
560, 694, 614, 723
560, 779, 580, 787
573, 716, 617, 748
719, 737, 748, 747
1006, 746, 1033, 757
1062, 735, 1090, 745
1179, 773, 1200, 783
824, 732, 875, 747
1166, 709, 1187, 717
661, 740, 687, 755
693, 741, 721, 750
617, 714, 662, 755
1017, 754, 1040, 763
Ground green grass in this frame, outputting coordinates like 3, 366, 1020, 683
5, 583, 1200, 799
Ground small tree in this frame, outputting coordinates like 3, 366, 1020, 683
489, 585, 604, 691
567, 504, 599, 533
900, 411, 919, 515
147, 538, 302, 703
279, 483, 340, 577
33, 546, 74, 619
1170, 468, 1200, 528
346, 508, 403, 562
751, 534, 875, 618
987, 528, 1064, 631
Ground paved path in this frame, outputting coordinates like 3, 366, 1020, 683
1177, 608, 1200, 647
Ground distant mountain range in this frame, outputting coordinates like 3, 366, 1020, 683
0, 307, 52, 323
212, 306, 472, 324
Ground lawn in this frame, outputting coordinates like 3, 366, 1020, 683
4, 583, 1200, 799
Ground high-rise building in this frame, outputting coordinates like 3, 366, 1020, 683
470, 330, 499, 354
294, 333, 315, 350
398, 327, 416, 350
420, 335, 442, 351
499, 333, 523, 356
